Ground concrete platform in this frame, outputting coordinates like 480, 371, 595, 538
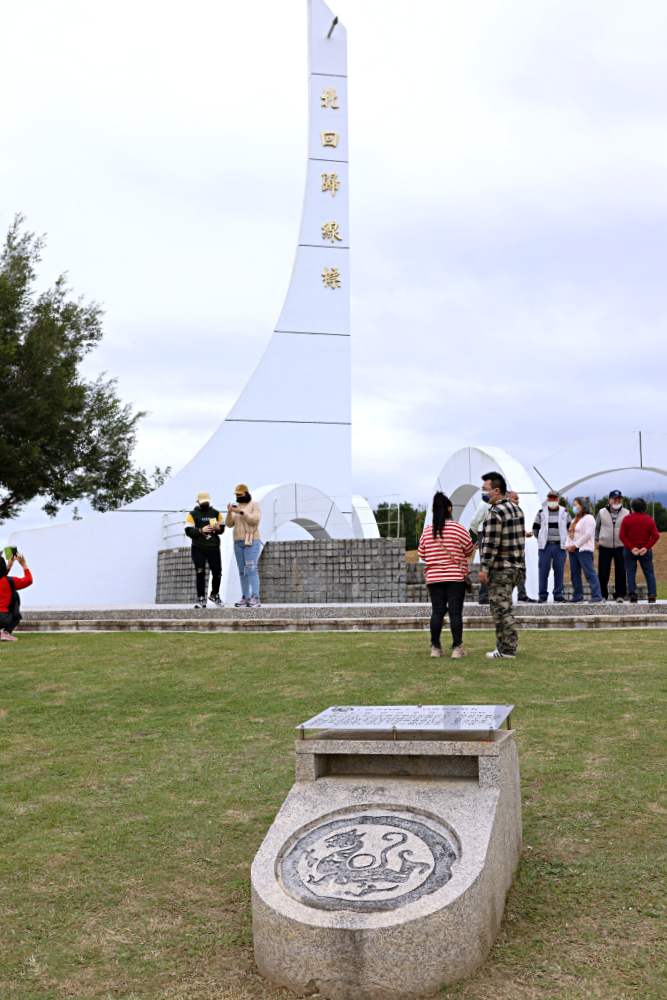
17, 601, 667, 633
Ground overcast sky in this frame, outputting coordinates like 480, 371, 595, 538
2, 0, 667, 525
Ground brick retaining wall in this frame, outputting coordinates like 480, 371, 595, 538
261, 539, 406, 603
156, 548, 206, 604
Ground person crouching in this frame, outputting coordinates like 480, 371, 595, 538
0, 552, 33, 641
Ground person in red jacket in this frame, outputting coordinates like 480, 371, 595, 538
0, 552, 33, 641
619, 498, 660, 603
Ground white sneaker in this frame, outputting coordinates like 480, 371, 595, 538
430, 646, 443, 658
451, 646, 465, 659
209, 594, 223, 607
234, 599, 249, 608
247, 597, 261, 608
486, 649, 516, 660
193, 598, 206, 609
1, 630, 18, 642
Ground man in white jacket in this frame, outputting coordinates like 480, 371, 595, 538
532, 490, 570, 602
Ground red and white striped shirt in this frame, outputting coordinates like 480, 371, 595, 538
417, 522, 474, 584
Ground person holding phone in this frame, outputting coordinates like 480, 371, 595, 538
184, 492, 225, 608
0, 551, 33, 641
226, 483, 262, 607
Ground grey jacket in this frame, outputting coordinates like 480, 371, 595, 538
595, 506, 629, 548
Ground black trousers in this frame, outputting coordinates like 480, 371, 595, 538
597, 546, 627, 599
0, 610, 19, 634
191, 546, 222, 598
427, 581, 466, 649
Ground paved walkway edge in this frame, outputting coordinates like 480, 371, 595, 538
18, 615, 667, 634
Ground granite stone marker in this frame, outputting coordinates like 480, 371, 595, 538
251, 705, 522, 999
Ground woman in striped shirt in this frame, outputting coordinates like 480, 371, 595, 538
417, 492, 474, 659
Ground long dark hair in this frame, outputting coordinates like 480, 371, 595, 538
432, 492, 453, 539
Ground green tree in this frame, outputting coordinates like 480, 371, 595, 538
0, 216, 166, 522
373, 501, 426, 550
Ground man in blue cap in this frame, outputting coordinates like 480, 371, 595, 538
595, 490, 629, 602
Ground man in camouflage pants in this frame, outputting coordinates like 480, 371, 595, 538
478, 472, 526, 660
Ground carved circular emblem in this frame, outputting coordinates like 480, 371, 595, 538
279, 811, 458, 912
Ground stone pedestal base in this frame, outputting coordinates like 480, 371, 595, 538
251, 731, 521, 998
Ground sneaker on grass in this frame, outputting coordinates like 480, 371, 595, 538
1, 630, 18, 641
451, 646, 465, 659
485, 649, 516, 660
430, 646, 442, 658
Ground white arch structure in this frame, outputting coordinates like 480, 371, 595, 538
534, 431, 667, 495
431, 445, 542, 599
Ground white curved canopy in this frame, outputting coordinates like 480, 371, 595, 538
534, 431, 667, 495
430, 445, 542, 599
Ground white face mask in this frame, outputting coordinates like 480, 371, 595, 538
610, 503, 621, 510
547, 501, 559, 510
573, 505, 582, 515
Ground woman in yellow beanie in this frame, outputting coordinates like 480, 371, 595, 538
226, 484, 262, 607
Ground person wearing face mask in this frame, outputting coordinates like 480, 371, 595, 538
184, 491, 225, 608
478, 471, 526, 659
469, 493, 491, 604
619, 498, 659, 603
532, 490, 571, 602
595, 490, 629, 603
566, 497, 603, 603
226, 483, 262, 608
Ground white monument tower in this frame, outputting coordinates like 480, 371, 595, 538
11, 0, 377, 606
152, 0, 352, 510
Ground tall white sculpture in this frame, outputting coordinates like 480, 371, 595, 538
10, 0, 372, 607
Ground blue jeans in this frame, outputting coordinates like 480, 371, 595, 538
234, 539, 262, 599
538, 542, 566, 601
569, 550, 602, 602
623, 549, 656, 599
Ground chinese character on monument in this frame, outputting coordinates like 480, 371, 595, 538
321, 173, 341, 197
320, 88, 340, 110
321, 222, 342, 244
320, 131, 339, 149
321, 266, 341, 289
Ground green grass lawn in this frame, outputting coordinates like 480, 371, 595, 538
1, 631, 666, 1000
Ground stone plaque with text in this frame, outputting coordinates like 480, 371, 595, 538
297, 704, 513, 734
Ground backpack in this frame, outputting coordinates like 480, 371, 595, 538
7, 578, 22, 626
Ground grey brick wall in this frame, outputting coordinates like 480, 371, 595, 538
156, 548, 203, 604
260, 539, 407, 603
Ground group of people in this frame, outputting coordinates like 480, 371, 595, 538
532, 491, 659, 605
418, 473, 661, 661
184, 484, 262, 609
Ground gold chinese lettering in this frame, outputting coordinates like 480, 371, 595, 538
321, 221, 342, 244
320, 131, 339, 149
321, 266, 341, 290
320, 88, 340, 110
321, 172, 341, 197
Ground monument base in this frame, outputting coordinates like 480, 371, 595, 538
252, 717, 521, 998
